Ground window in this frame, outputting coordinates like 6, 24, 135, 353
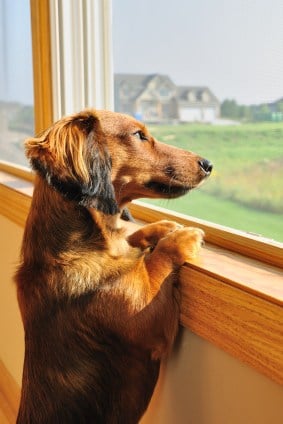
0, 0, 34, 167
1, 0, 282, 246
159, 86, 171, 98
187, 91, 196, 103
113, 0, 283, 243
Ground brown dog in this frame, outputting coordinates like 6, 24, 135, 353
15, 109, 212, 423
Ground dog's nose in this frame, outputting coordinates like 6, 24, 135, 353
198, 158, 213, 175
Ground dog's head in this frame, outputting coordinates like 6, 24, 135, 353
25, 111, 119, 215
26, 109, 212, 213
94, 110, 212, 206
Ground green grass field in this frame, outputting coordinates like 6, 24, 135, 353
143, 122, 283, 242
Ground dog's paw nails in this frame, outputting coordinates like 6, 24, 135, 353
184, 227, 205, 258
155, 226, 205, 264
172, 223, 183, 231
158, 220, 183, 234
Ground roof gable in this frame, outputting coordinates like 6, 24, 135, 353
115, 73, 176, 101
114, 73, 219, 106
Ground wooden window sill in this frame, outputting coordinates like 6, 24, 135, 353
0, 162, 282, 385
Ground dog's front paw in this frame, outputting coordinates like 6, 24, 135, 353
155, 227, 204, 265
127, 220, 182, 249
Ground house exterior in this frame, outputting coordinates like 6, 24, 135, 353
114, 74, 179, 122
114, 74, 220, 123
177, 86, 220, 123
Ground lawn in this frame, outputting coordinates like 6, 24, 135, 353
143, 122, 283, 242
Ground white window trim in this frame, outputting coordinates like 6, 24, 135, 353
49, 0, 114, 120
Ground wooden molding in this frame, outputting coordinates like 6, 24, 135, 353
30, 0, 53, 133
129, 201, 283, 269
0, 360, 20, 423
0, 161, 34, 183
0, 183, 31, 228
180, 266, 283, 385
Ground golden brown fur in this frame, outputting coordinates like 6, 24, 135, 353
15, 110, 211, 423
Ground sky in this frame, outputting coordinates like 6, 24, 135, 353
112, 0, 283, 105
1, 0, 283, 106
0, 0, 33, 105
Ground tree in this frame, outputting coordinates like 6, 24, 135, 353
276, 100, 283, 114
220, 99, 239, 119
9, 105, 34, 133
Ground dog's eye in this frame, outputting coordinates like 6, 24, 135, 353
133, 131, 148, 141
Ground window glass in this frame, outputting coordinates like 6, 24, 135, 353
0, 0, 34, 166
113, 0, 283, 242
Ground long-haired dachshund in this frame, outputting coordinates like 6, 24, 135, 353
15, 109, 212, 423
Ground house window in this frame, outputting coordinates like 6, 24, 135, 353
159, 86, 170, 98
113, 0, 283, 243
187, 91, 196, 103
0, 0, 34, 167
120, 83, 130, 97
201, 91, 210, 103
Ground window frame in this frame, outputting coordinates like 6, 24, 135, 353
30, 0, 53, 134
0, 0, 282, 386
10, 0, 282, 266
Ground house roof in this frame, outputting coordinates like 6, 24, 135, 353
115, 74, 156, 100
114, 73, 219, 105
115, 73, 176, 101
177, 86, 219, 104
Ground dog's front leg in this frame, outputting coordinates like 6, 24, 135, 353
127, 220, 182, 250
144, 226, 204, 291
131, 226, 204, 359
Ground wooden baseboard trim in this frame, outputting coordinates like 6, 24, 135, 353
0, 360, 20, 423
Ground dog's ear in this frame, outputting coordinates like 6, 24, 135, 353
25, 111, 119, 215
